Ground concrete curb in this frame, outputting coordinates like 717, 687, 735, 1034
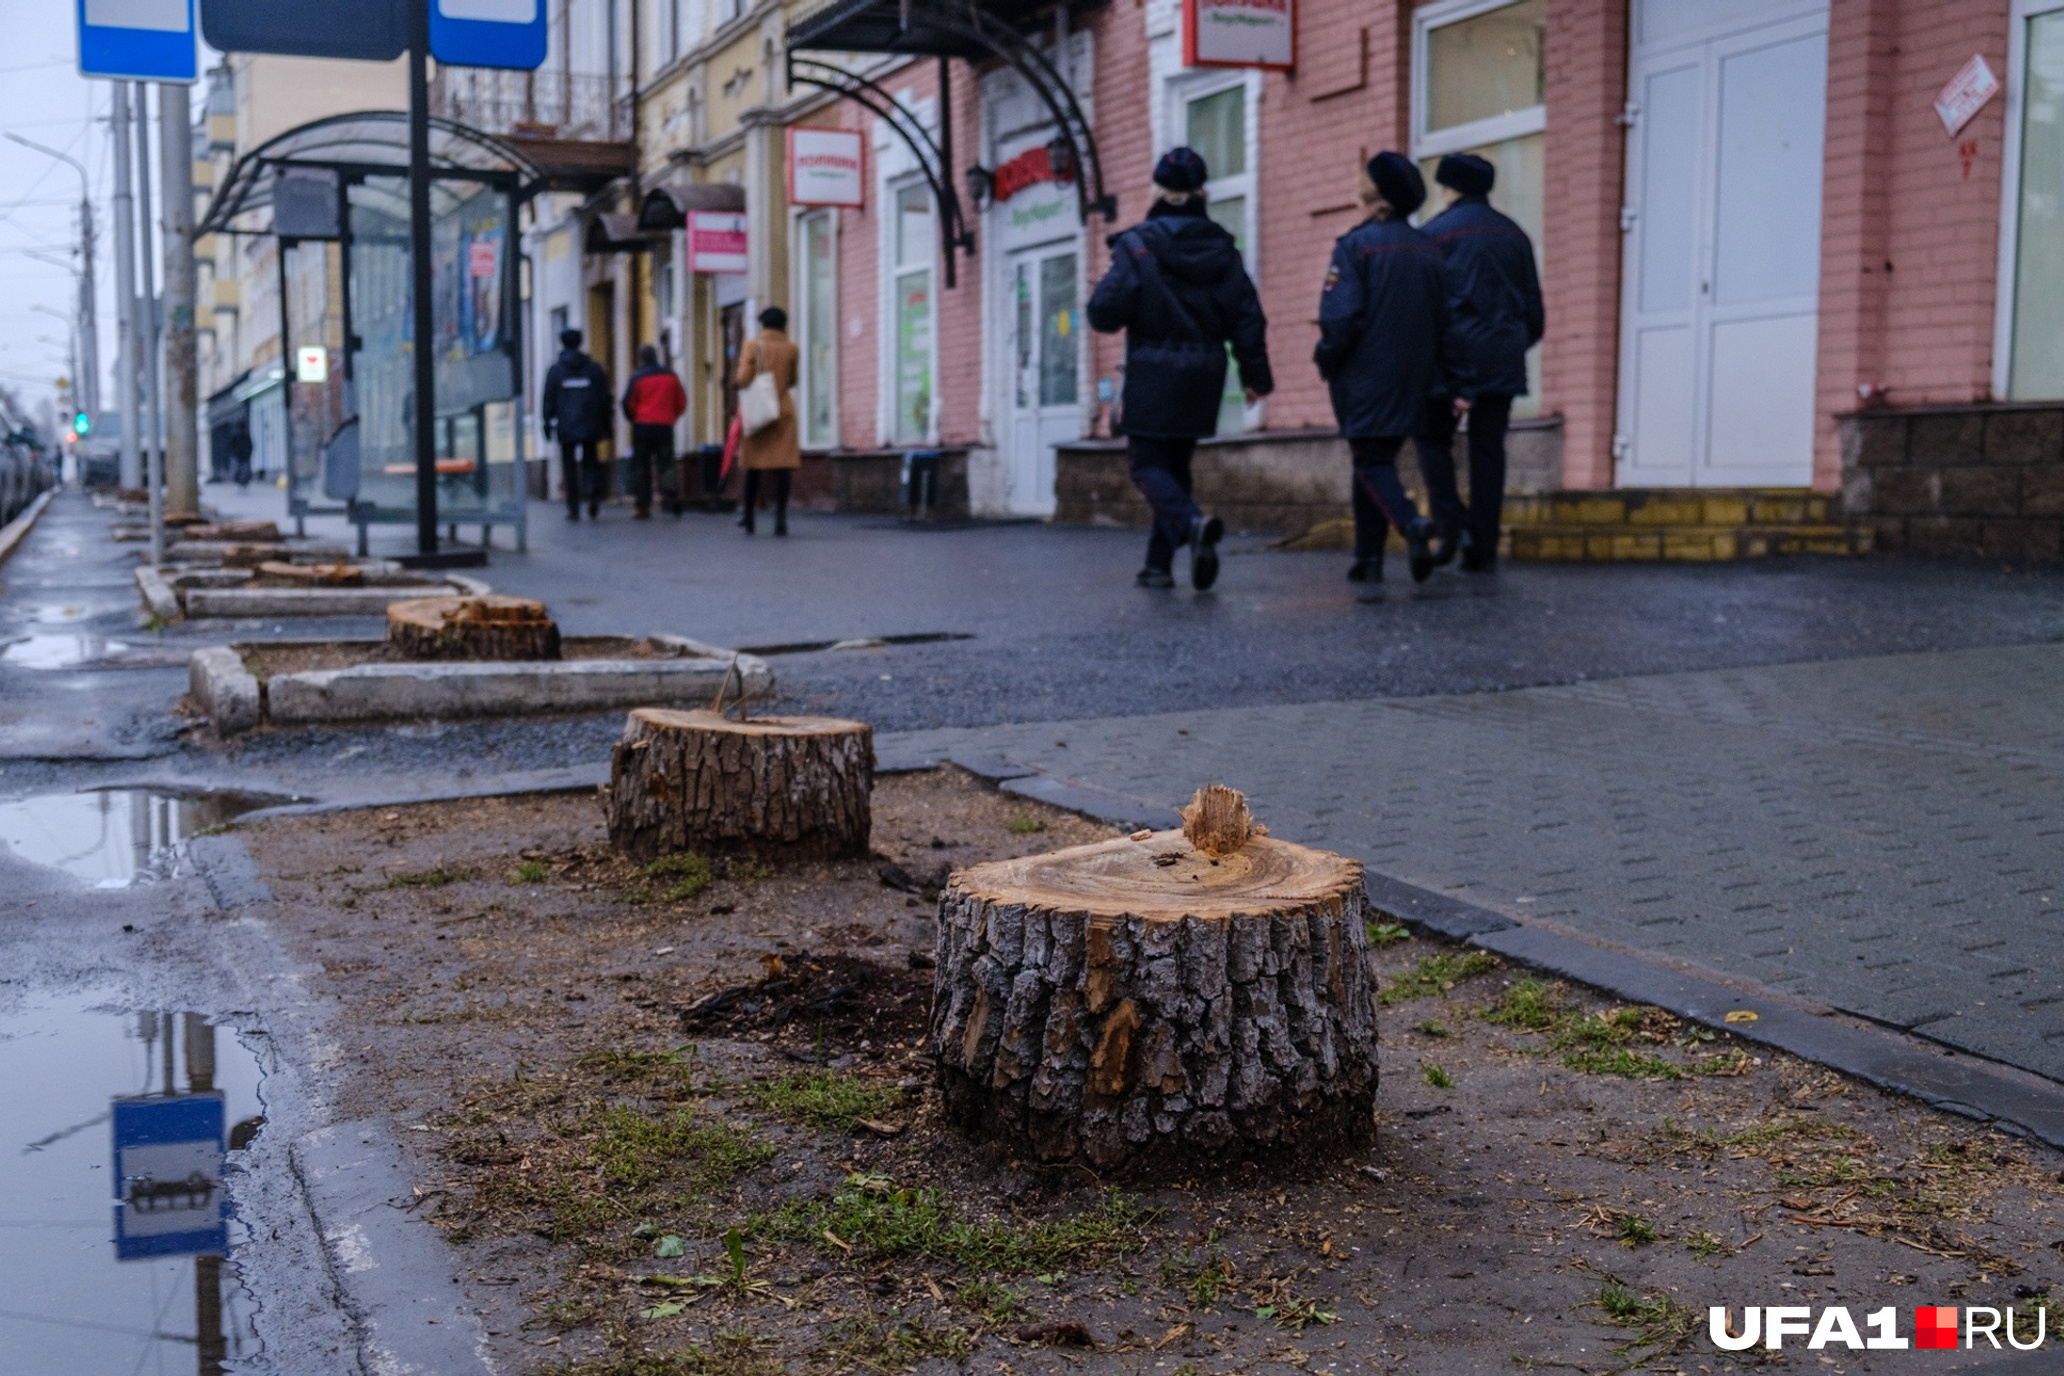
191, 645, 262, 734
137, 564, 183, 622
235, 764, 610, 823
876, 731, 2064, 1152
0, 488, 56, 569
184, 581, 483, 618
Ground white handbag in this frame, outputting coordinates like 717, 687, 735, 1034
738, 367, 782, 436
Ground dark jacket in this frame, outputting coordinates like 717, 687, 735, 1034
1087, 200, 1273, 439
542, 348, 612, 443
622, 364, 688, 428
1314, 215, 1452, 439
1420, 197, 1544, 398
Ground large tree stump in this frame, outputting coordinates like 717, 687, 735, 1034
386, 595, 561, 662
604, 707, 872, 861
256, 559, 364, 587
931, 787, 1377, 1176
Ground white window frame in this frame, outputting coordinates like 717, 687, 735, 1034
1411, 0, 1547, 161
1160, 65, 1263, 430
881, 173, 939, 446
1994, 0, 2064, 400
791, 205, 841, 450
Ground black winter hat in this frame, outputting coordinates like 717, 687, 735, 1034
1153, 146, 1210, 193
1435, 152, 1496, 198
1366, 151, 1425, 216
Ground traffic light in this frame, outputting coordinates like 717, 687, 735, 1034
72, 412, 90, 437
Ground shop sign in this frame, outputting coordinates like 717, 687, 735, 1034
1934, 54, 2000, 137
788, 127, 865, 208
993, 144, 1069, 203
1183, 0, 1293, 71
688, 211, 749, 274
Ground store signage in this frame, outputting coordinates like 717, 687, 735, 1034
78, 0, 198, 82
788, 128, 865, 208
688, 211, 750, 274
1183, 0, 1294, 71
993, 145, 1070, 203
1934, 54, 2000, 137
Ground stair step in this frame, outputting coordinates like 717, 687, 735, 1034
1504, 488, 1837, 529
1509, 524, 1873, 562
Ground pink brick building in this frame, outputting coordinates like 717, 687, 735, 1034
776, 0, 2064, 555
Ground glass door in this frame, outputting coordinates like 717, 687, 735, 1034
1005, 244, 1080, 515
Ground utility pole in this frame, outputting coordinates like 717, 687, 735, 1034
408, 0, 439, 556
110, 84, 140, 493
134, 82, 165, 565
159, 81, 199, 521
5, 136, 102, 428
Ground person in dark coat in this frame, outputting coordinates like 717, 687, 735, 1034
228, 424, 254, 490
541, 328, 612, 520
621, 344, 689, 518
1314, 152, 1454, 585
1415, 153, 1544, 573
1087, 146, 1273, 591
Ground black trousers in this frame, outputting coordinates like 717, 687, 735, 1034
628, 425, 677, 514
740, 469, 792, 531
1127, 434, 1202, 573
1416, 392, 1514, 564
1348, 435, 1420, 564
558, 439, 603, 515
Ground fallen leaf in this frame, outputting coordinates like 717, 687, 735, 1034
823, 1228, 852, 1253
654, 1234, 685, 1258
1155, 1323, 1193, 1349
856, 1118, 903, 1137
1725, 1010, 1759, 1023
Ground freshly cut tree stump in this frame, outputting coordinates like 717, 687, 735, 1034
182, 519, 281, 543
222, 543, 292, 569
386, 595, 561, 662
604, 707, 872, 861
256, 559, 363, 586
932, 787, 1377, 1176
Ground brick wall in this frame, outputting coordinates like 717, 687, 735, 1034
1842, 404, 2064, 558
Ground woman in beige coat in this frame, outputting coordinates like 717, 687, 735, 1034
735, 307, 801, 536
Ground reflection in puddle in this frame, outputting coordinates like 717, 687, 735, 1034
1, 632, 128, 669
0, 996, 264, 1373
0, 789, 287, 887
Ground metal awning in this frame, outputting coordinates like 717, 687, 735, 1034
197, 111, 545, 236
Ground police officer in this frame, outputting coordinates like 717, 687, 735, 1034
1315, 152, 1455, 585
1415, 153, 1544, 573
1088, 146, 1273, 591
541, 328, 612, 520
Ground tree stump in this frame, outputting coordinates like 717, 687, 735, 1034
931, 787, 1377, 1176
386, 595, 561, 662
256, 559, 363, 587
181, 519, 281, 543
604, 707, 872, 861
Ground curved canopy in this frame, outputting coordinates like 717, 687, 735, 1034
198, 111, 544, 236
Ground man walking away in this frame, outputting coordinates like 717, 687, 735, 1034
228, 423, 253, 491
622, 344, 689, 518
1088, 147, 1272, 591
1315, 153, 1454, 586
1415, 153, 1544, 574
542, 328, 611, 520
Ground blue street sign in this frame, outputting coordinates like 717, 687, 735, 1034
430, 0, 547, 71
200, 0, 407, 62
111, 1092, 226, 1261
77, 0, 198, 83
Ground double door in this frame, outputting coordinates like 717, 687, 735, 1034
1003, 242, 1081, 516
1616, 1, 1829, 487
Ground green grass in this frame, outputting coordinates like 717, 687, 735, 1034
1685, 1229, 1733, 1259
1159, 1247, 1232, 1308
1378, 951, 1498, 1006
505, 1106, 772, 1242
742, 1070, 901, 1132
764, 1175, 1148, 1275
1615, 1214, 1659, 1246
1420, 1062, 1455, 1089
819, 1309, 972, 1371
574, 1048, 697, 1098
383, 864, 476, 889
538, 1332, 783, 1376
513, 861, 548, 884
1596, 1283, 1698, 1350
1366, 921, 1411, 946
1481, 977, 1561, 1031
1412, 1020, 1451, 1038
1005, 815, 1047, 835
1561, 1047, 1687, 1079
956, 1279, 1030, 1326
644, 852, 713, 902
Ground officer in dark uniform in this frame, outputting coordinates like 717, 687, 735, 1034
541, 328, 612, 520
1415, 153, 1544, 573
1314, 152, 1455, 585
1088, 146, 1273, 591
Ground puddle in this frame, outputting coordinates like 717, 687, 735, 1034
737, 631, 975, 656
0, 789, 289, 888
1, 632, 130, 669
0, 994, 264, 1372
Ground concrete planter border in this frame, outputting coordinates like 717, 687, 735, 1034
140, 567, 491, 621
191, 633, 771, 735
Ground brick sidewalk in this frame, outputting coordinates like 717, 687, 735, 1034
886, 642, 2064, 1083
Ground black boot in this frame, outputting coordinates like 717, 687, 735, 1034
1189, 515, 1224, 591
1405, 517, 1438, 584
1347, 558, 1381, 583
1135, 567, 1175, 589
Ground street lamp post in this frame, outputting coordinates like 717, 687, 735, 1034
4, 132, 101, 423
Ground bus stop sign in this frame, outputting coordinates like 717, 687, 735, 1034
430, 0, 547, 70
200, 0, 406, 61
77, 0, 199, 83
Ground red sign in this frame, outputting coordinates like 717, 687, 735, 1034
1183, 0, 1294, 71
467, 239, 499, 279
787, 126, 865, 208
1934, 54, 2000, 137
993, 144, 1070, 203
688, 211, 748, 274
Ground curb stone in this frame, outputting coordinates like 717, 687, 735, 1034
0, 488, 56, 569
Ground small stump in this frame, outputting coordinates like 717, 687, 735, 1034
222, 544, 291, 569
257, 559, 364, 587
387, 595, 561, 662
932, 786, 1377, 1175
604, 707, 872, 861
182, 520, 281, 543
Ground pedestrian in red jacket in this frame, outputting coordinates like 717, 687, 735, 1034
621, 344, 690, 518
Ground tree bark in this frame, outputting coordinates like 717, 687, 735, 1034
604, 707, 873, 862
931, 829, 1378, 1176
386, 595, 561, 662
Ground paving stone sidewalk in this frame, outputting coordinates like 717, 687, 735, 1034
885, 642, 2064, 1083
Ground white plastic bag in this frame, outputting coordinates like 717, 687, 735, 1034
738, 369, 782, 436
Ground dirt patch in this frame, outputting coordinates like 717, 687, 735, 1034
239, 770, 2064, 1376
238, 635, 710, 680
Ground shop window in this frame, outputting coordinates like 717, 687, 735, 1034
2008, 4, 2064, 398
890, 181, 934, 444
1413, 0, 1547, 414
797, 209, 838, 448
1182, 80, 1254, 434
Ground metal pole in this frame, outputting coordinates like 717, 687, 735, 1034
134, 83, 165, 565
110, 85, 140, 492
409, 0, 439, 555
160, 82, 200, 520
3, 134, 100, 421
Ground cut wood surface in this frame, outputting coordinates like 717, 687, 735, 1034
604, 706, 873, 861
386, 595, 561, 662
222, 543, 290, 569
179, 520, 281, 543
932, 807, 1377, 1176
256, 560, 364, 586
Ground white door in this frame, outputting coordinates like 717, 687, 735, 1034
1616, 3, 1828, 487
1003, 243, 1083, 515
